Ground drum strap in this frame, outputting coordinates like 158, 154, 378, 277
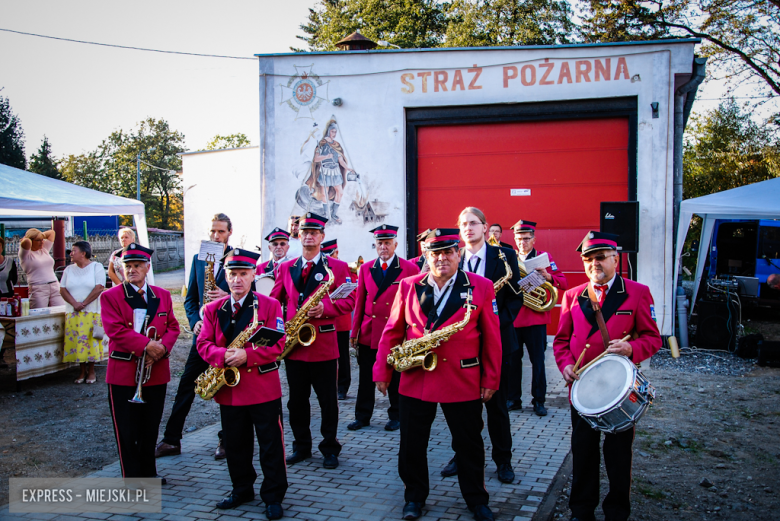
587, 284, 612, 350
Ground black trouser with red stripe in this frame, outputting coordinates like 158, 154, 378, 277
284, 358, 342, 457
355, 344, 400, 424
108, 384, 166, 478
399, 395, 488, 508
336, 331, 351, 395
219, 398, 288, 505
569, 405, 635, 521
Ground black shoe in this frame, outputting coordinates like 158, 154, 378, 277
496, 463, 514, 483
384, 420, 400, 431
265, 502, 283, 520
338, 391, 347, 400
441, 456, 458, 477
285, 450, 312, 465
470, 504, 494, 521
216, 493, 254, 510
402, 501, 423, 519
348, 420, 368, 431
154, 475, 167, 486
533, 402, 548, 416
506, 400, 523, 411
323, 454, 339, 469
214, 439, 227, 460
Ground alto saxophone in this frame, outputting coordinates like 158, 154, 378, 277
195, 298, 261, 401
493, 249, 514, 293
387, 292, 476, 372
517, 259, 558, 313
277, 257, 335, 361
201, 253, 217, 317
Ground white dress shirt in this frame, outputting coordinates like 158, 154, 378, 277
230, 293, 248, 311
130, 282, 149, 302
300, 252, 321, 267
591, 274, 617, 301
463, 242, 487, 278
428, 273, 457, 316
378, 254, 397, 270
287, 238, 303, 259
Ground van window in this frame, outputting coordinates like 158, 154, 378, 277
758, 226, 780, 260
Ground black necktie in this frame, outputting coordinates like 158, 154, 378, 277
468, 257, 481, 273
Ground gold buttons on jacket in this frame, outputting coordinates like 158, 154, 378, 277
372, 315, 376, 318
373, 301, 377, 305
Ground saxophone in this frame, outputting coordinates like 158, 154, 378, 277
195, 298, 260, 401
480, 237, 514, 294
517, 259, 559, 313
387, 292, 476, 372
201, 253, 217, 315
277, 257, 335, 361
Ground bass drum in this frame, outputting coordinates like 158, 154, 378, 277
254, 273, 276, 296
571, 354, 655, 434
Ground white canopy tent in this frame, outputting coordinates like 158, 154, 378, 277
0, 163, 154, 281
674, 177, 780, 314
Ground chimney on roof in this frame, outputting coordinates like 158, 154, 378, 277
335, 31, 377, 51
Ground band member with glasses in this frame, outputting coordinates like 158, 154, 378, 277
101, 243, 180, 481
374, 228, 502, 521
554, 231, 660, 521
257, 228, 291, 275
508, 220, 568, 416
439, 208, 522, 484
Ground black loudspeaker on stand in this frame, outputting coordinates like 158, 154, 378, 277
600, 201, 639, 253
695, 300, 738, 351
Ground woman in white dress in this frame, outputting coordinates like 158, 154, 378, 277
59, 241, 106, 384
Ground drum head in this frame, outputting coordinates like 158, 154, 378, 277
255, 274, 275, 296
572, 355, 635, 416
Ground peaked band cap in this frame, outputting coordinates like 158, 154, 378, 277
121, 243, 154, 262
265, 227, 291, 242
370, 224, 399, 239
299, 212, 328, 230
321, 239, 338, 254
511, 220, 537, 232
423, 228, 461, 251
222, 247, 261, 269
577, 231, 620, 255
416, 229, 431, 242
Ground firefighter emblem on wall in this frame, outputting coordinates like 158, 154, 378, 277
280, 65, 330, 120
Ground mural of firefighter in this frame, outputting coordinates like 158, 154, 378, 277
293, 116, 390, 227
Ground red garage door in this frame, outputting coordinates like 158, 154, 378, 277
416, 118, 630, 334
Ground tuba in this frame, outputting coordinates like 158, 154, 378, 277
387, 292, 475, 372
517, 259, 558, 313
195, 298, 261, 400
277, 257, 336, 361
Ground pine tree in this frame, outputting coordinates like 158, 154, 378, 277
29, 135, 61, 179
0, 95, 26, 169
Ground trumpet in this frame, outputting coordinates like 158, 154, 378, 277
129, 324, 158, 404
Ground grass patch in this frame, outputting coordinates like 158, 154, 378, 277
636, 484, 667, 500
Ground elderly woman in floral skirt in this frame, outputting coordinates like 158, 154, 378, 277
59, 241, 106, 384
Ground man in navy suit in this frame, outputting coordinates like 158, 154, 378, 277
155, 213, 233, 459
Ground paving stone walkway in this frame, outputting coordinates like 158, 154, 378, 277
3, 345, 572, 521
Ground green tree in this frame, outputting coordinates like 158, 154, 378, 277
205, 133, 251, 150
444, 0, 573, 47
295, 0, 574, 50
579, 0, 780, 101
683, 99, 780, 200
0, 95, 26, 169
295, 0, 451, 51
62, 118, 186, 230
29, 136, 60, 179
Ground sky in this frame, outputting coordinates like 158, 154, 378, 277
0, 0, 313, 159
1, 0, 775, 163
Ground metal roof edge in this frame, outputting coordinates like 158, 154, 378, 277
178, 146, 260, 157
254, 38, 701, 58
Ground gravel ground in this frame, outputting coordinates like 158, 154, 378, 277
651, 348, 758, 377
